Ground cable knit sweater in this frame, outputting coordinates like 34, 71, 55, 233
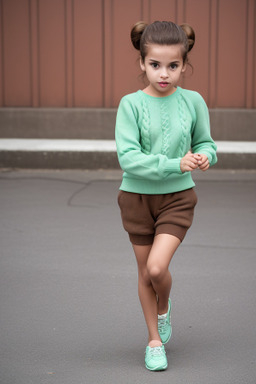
115, 87, 217, 194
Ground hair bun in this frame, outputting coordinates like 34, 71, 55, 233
131, 21, 148, 50
180, 23, 195, 52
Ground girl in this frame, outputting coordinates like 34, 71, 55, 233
115, 20, 217, 371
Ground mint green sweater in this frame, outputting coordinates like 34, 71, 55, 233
115, 87, 217, 194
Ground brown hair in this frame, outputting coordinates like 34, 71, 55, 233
131, 21, 195, 63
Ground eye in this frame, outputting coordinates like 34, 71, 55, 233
170, 63, 179, 70
150, 62, 159, 69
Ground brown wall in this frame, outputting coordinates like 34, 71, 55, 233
0, 0, 255, 108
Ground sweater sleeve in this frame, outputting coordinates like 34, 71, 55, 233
115, 96, 182, 180
191, 93, 217, 166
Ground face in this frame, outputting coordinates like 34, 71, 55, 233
140, 44, 186, 97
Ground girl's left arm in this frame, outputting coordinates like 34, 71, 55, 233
191, 93, 217, 167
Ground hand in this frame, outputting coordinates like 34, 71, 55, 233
180, 151, 199, 173
197, 153, 209, 171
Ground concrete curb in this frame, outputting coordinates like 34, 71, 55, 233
0, 139, 255, 170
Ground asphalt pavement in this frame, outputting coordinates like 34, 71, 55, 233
0, 169, 256, 384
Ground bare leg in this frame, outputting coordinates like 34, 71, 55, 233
147, 234, 180, 314
133, 234, 181, 344
133, 243, 160, 344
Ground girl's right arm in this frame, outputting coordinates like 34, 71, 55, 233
115, 97, 183, 180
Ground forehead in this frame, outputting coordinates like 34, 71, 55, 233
146, 44, 183, 61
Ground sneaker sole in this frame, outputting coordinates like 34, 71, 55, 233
145, 363, 168, 371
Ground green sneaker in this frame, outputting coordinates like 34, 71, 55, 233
158, 298, 172, 344
145, 345, 168, 371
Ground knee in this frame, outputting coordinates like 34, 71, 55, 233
147, 263, 164, 282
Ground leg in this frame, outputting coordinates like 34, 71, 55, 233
133, 243, 161, 344
133, 234, 180, 344
147, 234, 180, 314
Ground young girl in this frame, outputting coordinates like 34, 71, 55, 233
115, 20, 217, 371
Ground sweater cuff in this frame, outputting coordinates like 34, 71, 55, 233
164, 158, 182, 175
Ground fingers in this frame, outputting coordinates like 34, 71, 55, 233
180, 153, 199, 172
192, 153, 201, 161
181, 152, 209, 173
199, 162, 209, 171
197, 154, 209, 171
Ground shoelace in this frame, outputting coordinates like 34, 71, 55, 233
158, 315, 170, 331
148, 346, 164, 357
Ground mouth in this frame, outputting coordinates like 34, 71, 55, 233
158, 82, 169, 88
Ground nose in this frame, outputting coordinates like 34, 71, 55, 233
160, 69, 168, 79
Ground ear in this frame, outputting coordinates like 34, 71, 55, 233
181, 63, 187, 73
140, 57, 146, 72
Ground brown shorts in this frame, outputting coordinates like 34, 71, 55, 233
117, 188, 197, 245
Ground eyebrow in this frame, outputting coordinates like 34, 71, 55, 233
148, 59, 181, 64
